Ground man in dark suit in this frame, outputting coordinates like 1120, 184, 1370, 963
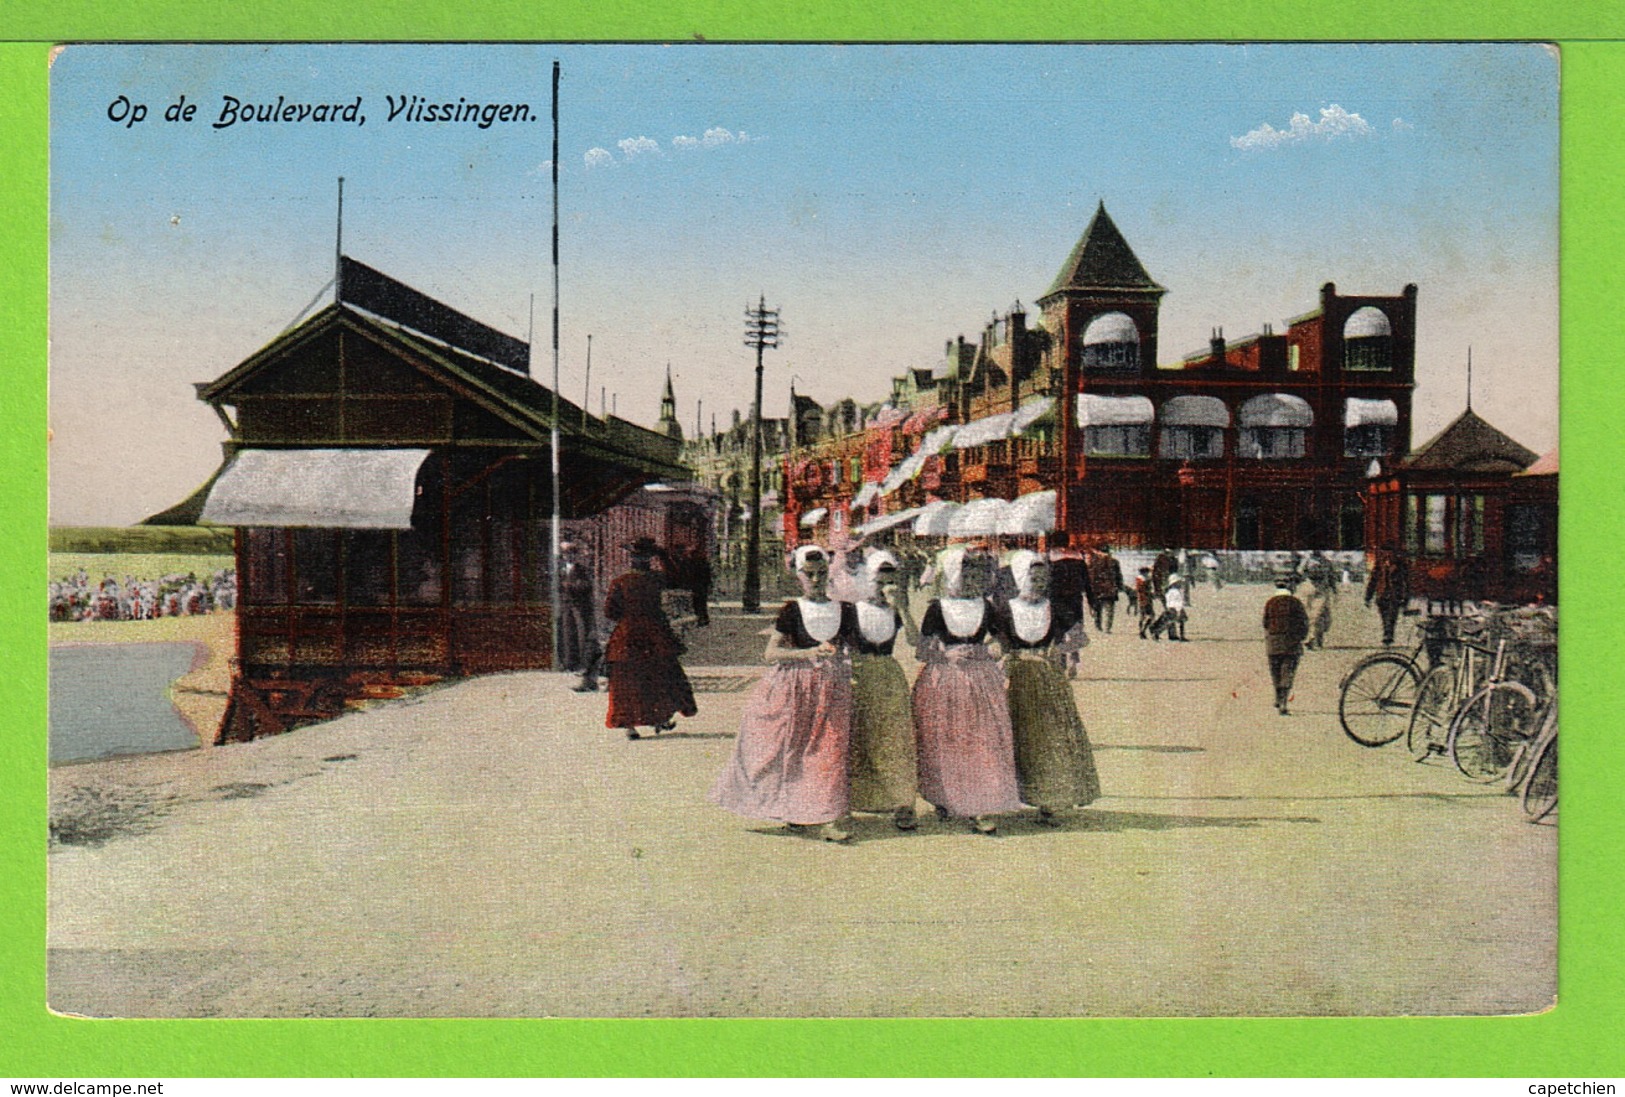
1263, 574, 1311, 715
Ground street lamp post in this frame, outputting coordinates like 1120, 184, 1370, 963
742, 295, 781, 614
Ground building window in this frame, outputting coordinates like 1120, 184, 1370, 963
1160, 425, 1224, 460
829, 460, 841, 487
1240, 427, 1306, 459
1414, 492, 1486, 558
849, 456, 863, 484
1344, 307, 1394, 371
1084, 424, 1152, 458
1238, 393, 1313, 460
1158, 395, 1229, 460
1344, 398, 1399, 456
242, 529, 290, 605
1288, 344, 1301, 372
1344, 424, 1394, 457
1080, 312, 1140, 372
293, 528, 339, 605
1506, 503, 1546, 572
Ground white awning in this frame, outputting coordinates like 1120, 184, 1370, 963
200, 448, 431, 529
851, 482, 881, 508
1344, 397, 1399, 428
854, 506, 925, 537
920, 424, 961, 454
953, 412, 1015, 449
997, 490, 1057, 535
1010, 396, 1055, 434
913, 501, 962, 536
1239, 393, 1313, 428
948, 497, 1012, 537
1076, 394, 1154, 426
1159, 395, 1231, 428
799, 507, 828, 528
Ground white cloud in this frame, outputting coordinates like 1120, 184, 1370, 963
672, 134, 699, 149
583, 147, 614, 169
1392, 117, 1414, 132
1230, 104, 1375, 151
701, 126, 736, 148
618, 135, 661, 160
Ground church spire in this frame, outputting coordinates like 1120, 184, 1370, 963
657, 364, 683, 441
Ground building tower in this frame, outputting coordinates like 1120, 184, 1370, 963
657, 364, 684, 442
1036, 201, 1166, 533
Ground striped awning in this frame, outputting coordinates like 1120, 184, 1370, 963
854, 506, 925, 536
1240, 393, 1314, 428
996, 490, 1057, 535
200, 448, 431, 528
947, 497, 1012, 537
913, 500, 962, 536
1076, 394, 1154, 426
1160, 395, 1231, 427
1344, 397, 1399, 428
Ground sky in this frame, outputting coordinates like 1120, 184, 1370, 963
49, 43, 1560, 526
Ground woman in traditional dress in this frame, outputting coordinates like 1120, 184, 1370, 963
848, 549, 922, 831
912, 546, 1023, 835
711, 545, 858, 843
993, 549, 1102, 826
603, 537, 698, 740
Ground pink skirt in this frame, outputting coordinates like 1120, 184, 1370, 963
912, 648, 1023, 817
711, 657, 852, 825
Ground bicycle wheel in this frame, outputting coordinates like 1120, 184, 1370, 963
1521, 732, 1557, 821
1406, 666, 1455, 760
1339, 653, 1422, 746
1448, 680, 1539, 782
1521, 703, 1558, 821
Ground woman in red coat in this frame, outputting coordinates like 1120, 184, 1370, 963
603, 538, 698, 739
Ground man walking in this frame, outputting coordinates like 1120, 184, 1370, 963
1365, 549, 1409, 647
1301, 550, 1337, 650
1087, 545, 1123, 633
559, 541, 603, 693
1264, 574, 1311, 715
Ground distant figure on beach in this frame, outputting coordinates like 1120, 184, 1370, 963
602, 537, 697, 740
558, 541, 597, 677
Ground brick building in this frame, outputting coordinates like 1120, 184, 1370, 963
785, 203, 1421, 551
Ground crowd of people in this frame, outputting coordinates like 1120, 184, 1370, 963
49, 567, 237, 622
709, 541, 1100, 842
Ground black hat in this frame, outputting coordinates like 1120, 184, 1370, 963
626, 537, 661, 556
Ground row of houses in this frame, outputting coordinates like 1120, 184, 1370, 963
681, 203, 1555, 604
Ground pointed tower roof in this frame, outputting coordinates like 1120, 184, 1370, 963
1402, 409, 1539, 473
657, 364, 683, 441
1042, 202, 1165, 301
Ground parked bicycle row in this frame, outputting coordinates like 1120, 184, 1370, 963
1337, 603, 1557, 822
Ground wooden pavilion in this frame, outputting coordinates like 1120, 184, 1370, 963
193, 257, 689, 741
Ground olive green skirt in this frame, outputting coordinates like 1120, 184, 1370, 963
1006, 656, 1101, 810
849, 653, 918, 812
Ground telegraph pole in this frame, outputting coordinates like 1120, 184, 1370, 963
742, 295, 781, 614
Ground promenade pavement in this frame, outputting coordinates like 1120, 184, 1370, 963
47, 584, 1555, 1017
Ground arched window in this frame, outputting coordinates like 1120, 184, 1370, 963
1344, 307, 1393, 371
1343, 397, 1399, 457
1076, 394, 1154, 457
1159, 395, 1229, 460
1080, 312, 1140, 372
1238, 394, 1313, 459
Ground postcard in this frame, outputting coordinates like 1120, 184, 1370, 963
46, 42, 1558, 1021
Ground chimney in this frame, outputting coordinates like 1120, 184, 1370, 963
1210, 327, 1227, 364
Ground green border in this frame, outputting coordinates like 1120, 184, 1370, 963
5, 5, 1623, 1079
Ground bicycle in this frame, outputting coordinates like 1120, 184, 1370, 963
1446, 636, 1547, 782
1338, 631, 1426, 747
1405, 617, 1491, 762
1514, 697, 1558, 822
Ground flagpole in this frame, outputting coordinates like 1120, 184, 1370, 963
550, 60, 563, 668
